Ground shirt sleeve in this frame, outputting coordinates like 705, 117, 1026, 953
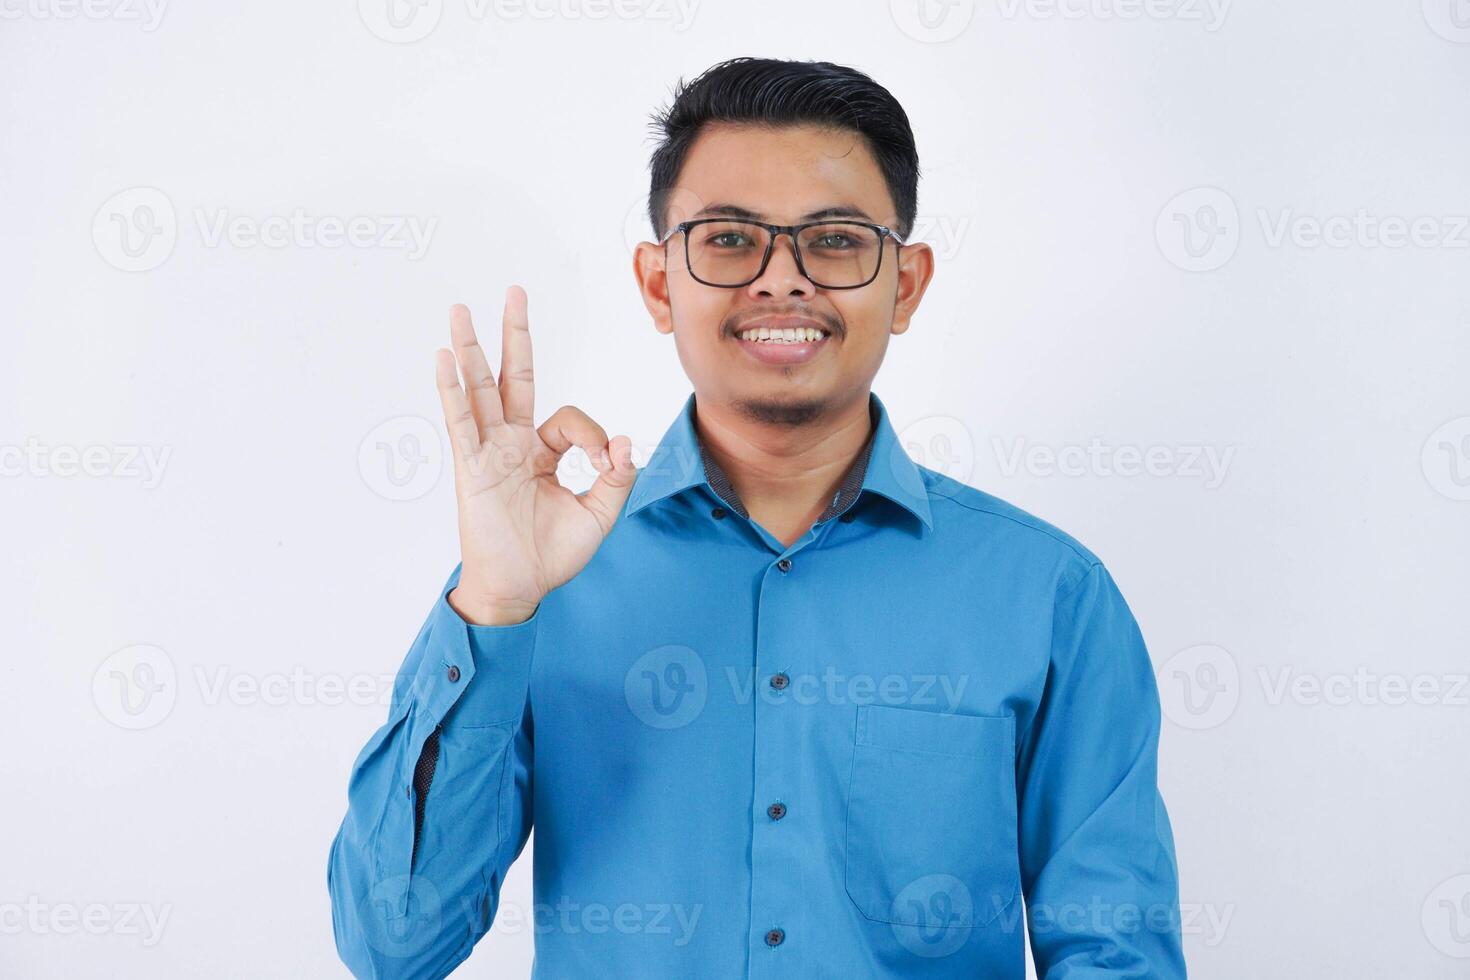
327, 563, 538, 979
1017, 561, 1188, 978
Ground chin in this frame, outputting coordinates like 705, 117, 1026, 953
729, 393, 831, 428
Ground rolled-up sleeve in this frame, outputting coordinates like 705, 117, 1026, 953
1017, 561, 1187, 978
327, 563, 538, 979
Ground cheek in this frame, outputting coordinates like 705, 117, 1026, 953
669, 278, 730, 326
825, 295, 890, 349
667, 287, 732, 360
670, 283, 735, 340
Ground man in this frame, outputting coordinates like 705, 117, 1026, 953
328, 57, 1187, 978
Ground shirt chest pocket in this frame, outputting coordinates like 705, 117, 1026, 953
843, 704, 1020, 929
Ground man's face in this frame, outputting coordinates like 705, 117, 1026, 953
634, 122, 934, 427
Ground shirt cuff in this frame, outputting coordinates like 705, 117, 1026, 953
409, 575, 539, 732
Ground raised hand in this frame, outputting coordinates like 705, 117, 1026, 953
436, 286, 635, 625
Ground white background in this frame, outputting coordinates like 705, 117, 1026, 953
2, 0, 1468, 976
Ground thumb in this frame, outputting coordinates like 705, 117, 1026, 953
577, 435, 637, 535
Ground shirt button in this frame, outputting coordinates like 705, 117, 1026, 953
776, 558, 792, 572
711, 506, 727, 519
765, 928, 785, 947
446, 665, 461, 683
767, 802, 786, 820
769, 673, 789, 691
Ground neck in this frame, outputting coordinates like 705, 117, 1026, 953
693, 390, 874, 539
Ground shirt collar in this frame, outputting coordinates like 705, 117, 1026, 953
698, 401, 876, 523
623, 390, 934, 530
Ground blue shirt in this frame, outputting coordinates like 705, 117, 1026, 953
327, 389, 1187, 979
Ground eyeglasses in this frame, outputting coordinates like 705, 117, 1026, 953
658, 218, 905, 289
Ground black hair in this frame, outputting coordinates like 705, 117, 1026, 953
646, 57, 920, 242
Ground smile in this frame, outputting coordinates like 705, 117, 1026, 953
732, 326, 832, 366
735, 326, 830, 344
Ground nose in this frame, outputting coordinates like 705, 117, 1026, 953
746, 232, 816, 300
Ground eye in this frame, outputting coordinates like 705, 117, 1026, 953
709, 232, 752, 247
812, 233, 855, 249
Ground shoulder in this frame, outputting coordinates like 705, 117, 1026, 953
917, 466, 1104, 591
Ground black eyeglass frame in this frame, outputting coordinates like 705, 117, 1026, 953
658, 217, 907, 290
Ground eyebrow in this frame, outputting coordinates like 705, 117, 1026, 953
692, 203, 877, 223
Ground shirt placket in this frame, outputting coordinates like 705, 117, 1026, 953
693, 412, 875, 974
745, 523, 825, 975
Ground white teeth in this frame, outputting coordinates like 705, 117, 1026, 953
738, 326, 827, 343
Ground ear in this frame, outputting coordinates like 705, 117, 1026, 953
889, 241, 935, 336
633, 239, 675, 336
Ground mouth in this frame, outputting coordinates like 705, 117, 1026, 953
729, 316, 834, 366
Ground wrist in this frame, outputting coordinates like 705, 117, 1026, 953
448, 586, 539, 626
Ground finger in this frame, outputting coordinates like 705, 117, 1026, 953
537, 405, 610, 473
449, 303, 505, 438
577, 435, 638, 536
435, 348, 480, 461
499, 285, 535, 427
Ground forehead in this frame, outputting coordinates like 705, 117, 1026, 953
671, 122, 895, 224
